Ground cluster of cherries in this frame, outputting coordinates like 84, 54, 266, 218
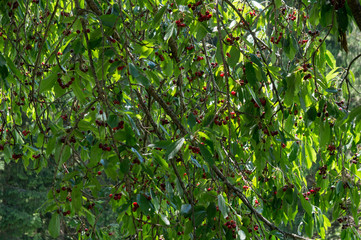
58, 209, 71, 216
350, 154, 359, 164
226, 33, 240, 45
270, 32, 283, 44
12, 153, 23, 160
57, 76, 75, 89
95, 119, 107, 127
302, 63, 312, 72
303, 73, 312, 80
318, 165, 328, 178
224, 219, 237, 229
196, 11, 212, 22
187, 1, 203, 11
109, 193, 122, 200
189, 145, 200, 154
160, 118, 170, 125
287, 10, 297, 21
301, 187, 321, 201
194, 55, 204, 61
132, 202, 139, 212
99, 143, 112, 152
112, 121, 125, 131
60, 136, 76, 144
155, 52, 165, 61
249, 10, 256, 17
327, 144, 336, 155
186, 45, 194, 51
175, 18, 186, 28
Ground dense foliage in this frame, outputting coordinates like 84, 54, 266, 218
1, 0, 361, 239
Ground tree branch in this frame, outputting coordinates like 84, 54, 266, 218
148, 82, 309, 239
212, 165, 311, 240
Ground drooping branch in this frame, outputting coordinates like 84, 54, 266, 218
147, 83, 309, 240
347, 0, 361, 32
212, 166, 311, 240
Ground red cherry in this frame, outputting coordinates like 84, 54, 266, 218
231, 91, 236, 96
97, 171, 102, 175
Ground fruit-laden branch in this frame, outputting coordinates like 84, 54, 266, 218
222, 0, 284, 113
212, 166, 311, 240
347, 0, 361, 32
147, 83, 310, 239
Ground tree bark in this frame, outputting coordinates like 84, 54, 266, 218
347, 0, 361, 32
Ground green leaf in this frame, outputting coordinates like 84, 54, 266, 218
194, 209, 207, 226
300, 196, 312, 216
199, 144, 214, 166
325, 68, 339, 82
164, 22, 176, 41
159, 213, 170, 225
4, 145, 12, 164
0, 65, 9, 79
284, 73, 298, 107
284, 35, 297, 60
86, 209, 95, 225
71, 185, 82, 212
325, 50, 336, 69
217, 195, 228, 218
346, 105, 361, 123
181, 204, 192, 216
274, 0, 282, 8
89, 37, 102, 50
48, 214, 60, 238
195, 22, 209, 41
165, 138, 184, 160
245, 62, 258, 86
131, 147, 144, 163
306, 106, 317, 121
228, 46, 241, 68
319, 121, 330, 148
246, 85, 261, 108
238, 229, 247, 240
206, 202, 217, 220
305, 144, 316, 165
39, 66, 61, 93
137, 194, 154, 215
4, 55, 22, 80
304, 214, 314, 237
153, 6, 167, 27
99, 14, 118, 28
71, 80, 87, 103
129, 63, 150, 87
